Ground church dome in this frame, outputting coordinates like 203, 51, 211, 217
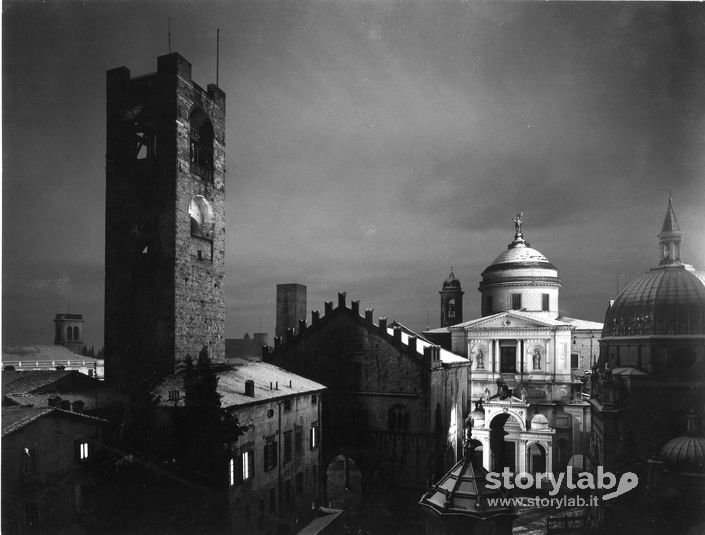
661, 436, 705, 473
470, 401, 485, 422
603, 200, 705, 337
478, 213, 561, 315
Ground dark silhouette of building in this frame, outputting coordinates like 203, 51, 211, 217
225, 333, 269, 360
104, 53, 226, 390
53, 313, 84, 354
2, 406, 108, 534
440, 269, 464, 328
266, 292, 471, 505
590, 199, 705, 534
276, 284, 306, 339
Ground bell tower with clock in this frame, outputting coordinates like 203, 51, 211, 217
105, 53, 226, 390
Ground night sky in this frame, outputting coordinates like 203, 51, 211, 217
4, 1, 705, 350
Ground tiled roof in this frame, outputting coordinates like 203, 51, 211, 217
2, 370, 74, 394
1, 406, 107, 437
155, 360, 326, 408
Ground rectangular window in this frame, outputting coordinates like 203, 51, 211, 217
283, 399, 291, 412
168, 390, 180, 401
284, 431, 292, 463
285, 479, 292, 503
77, 442, 89, 461
542, 294, 550, 312
295, 427, 303, 456
571, 353, 579, 369
242, 450, 254, 481
311, 394, 317, 405
264, 440, 278, 471
269, 488, 276, 513
511, 293, 522, 310
310, 423, 319, 450
229, 457, 235, 486
296, 472, 304, 494
500, 346, 517, 373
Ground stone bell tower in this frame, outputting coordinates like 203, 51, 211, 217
104, 53, 226, 390
440, 269, 463, 328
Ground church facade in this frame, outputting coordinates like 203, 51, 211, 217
427, 214, 602, 475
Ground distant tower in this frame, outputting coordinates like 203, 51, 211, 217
440, 269, 463, 327
276, 284, 307, 338
53, 313, 84, 354
104, 53, 226, 389
658, 196, 682, 265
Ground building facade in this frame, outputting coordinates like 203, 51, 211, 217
105, 53, 226, 389
2, 407, 107, 534
154, 360, 326, 535
431, 214, 601, 475
266, 293, 471, 500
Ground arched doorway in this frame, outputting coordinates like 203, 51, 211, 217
527, 443, 547, 475
489, 413, 521, 472
326, 454, 363, 510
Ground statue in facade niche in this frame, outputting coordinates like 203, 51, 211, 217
533, 347, 542, 370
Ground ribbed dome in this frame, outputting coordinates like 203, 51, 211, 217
660, 436, 705, 473
603, 265, 705, 336
480, 236, 560, 283
442, 270, 462, 290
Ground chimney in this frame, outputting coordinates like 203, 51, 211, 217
351, 300, 360, 316
408, 336, 417, 356
379, 317, 388, 332
338, 292, 346, 309
274, 337, 281, 350
324, 301, 333, 315
365, 309, 374, 324
393, 326, 402, 343
245, 379, 255, 397
286, 328, 295, 341
298, 319, 306, 335
261, 345, 269, 359
312, 310, 320, 325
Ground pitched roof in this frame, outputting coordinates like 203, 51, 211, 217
2, 406, 107, 437
155, 360, 326, 409
451, 310, 574, 330
270, 295, 468, 365
3, 344, 100, 363
2, 370, 75, 393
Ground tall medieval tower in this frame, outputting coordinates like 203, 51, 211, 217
440, 270, 463, 328
105, 53, 226, 389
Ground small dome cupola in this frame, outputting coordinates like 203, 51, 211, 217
659, 196, 683, 266
660, 412, 705, 474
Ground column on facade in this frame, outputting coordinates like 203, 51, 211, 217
492, 339, 499, 375
518, 439, 527, 474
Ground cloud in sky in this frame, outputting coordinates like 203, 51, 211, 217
4, 1, 705, 348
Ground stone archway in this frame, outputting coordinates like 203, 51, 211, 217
326, 454, 363, 510
489, 413, 521, 472
527, 442, 547, 475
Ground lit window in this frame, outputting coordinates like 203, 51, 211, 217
21, 447, 35, 474
310, 423, 319, 450
242, 450, 253, 481
229, 458, 235, 486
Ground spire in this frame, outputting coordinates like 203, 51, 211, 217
658, 197, 683, 265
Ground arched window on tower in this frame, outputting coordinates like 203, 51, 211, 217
448, 298, 456, 319
66, 326, 73, 341
189, 108, 214, 182
73, 326, 79, 340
